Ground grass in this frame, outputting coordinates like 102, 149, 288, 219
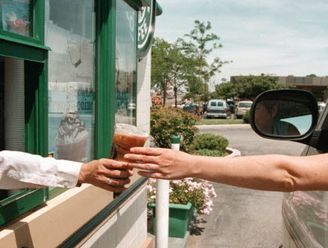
196, 118, 244, 125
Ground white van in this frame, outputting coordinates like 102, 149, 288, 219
205, 99, 228, 118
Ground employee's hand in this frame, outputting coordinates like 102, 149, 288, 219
78, 159, 133, 192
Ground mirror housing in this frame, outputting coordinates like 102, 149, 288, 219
250, 89, 319, 142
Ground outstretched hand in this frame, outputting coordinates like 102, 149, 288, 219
78, 159, 133, 192
123, 147, 195, 180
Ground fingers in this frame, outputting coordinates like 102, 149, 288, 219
100, 158, 128, 169
102, 168, 133, 178
124, 153, 158, 164
129, 147, 165, 156
95, 176, 131, 193
100, 158, 132, 171
125, 162, 158, 171
137, 170, 167, 180
80, 159, 134, 192
104, 176, 131, 187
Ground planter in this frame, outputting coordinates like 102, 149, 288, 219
148, 202, 193, 238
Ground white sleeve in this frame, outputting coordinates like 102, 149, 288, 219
0, 150, 82, 189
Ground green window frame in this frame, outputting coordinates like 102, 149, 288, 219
94, 0, 116, 158
0, 0, 49, 226
0, 0, 45, 45
95, 0, 140, 158
0, 55, 49, 226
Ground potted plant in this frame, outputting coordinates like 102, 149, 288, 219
147, 178, 217, 238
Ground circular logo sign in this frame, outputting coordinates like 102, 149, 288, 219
138, 0, 156, 58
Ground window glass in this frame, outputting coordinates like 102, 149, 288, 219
46, 0, 95, 162
115, 0, 137, 125
0, 0, 32, 37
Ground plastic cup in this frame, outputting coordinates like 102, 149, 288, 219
113, 123, 149, 161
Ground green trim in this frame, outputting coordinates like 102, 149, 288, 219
0, 56, 49, 227
124, 0, 163, 15
142, 0, 163, 15
94, 0, 117, 158
59, 177, 148, 248
48, 188, 67, 200
0, 0, 46, 45
0, 36, 49, 63
155, 1, 163, 15
148, 202, 192, 210
124, 0, 143, 10
0, 188, 48, 226
25, 61, 48, 156
34, 0, 46, 42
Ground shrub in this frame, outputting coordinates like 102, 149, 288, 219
192, 149, 225, 157
243, 110, 250, 123
188, 133, 228, 155
150, 106, 199, 151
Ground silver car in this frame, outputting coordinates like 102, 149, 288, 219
205, 99, 228, 119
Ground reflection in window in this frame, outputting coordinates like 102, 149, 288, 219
46, 0, 95, 162
0, 0, 32, 37
115, 0, 137, 125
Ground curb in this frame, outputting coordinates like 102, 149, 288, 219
225, 147, 241, 157
196, 124, 250, 130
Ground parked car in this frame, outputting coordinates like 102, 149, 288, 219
205, 99, 228, 119
226, 99, 236, 115
250, 89, 328, 248
182, 103, 200, 115
235, 100, 253, 119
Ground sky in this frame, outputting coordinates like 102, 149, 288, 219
154, 0, 328, 85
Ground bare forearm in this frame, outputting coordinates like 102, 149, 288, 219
125, 148, 328, 192
191, 154, 328, 191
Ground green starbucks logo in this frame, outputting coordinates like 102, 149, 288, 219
138, 0, 156, 58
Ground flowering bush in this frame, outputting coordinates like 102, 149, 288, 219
147, 178, 217, 215
150, 106, 199, 151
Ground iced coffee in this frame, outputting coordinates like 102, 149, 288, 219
113, 123, 148, 161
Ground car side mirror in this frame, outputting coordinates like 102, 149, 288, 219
250, 89, 319, 140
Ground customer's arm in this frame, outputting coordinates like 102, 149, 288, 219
124, 147, 328, 192
0, 150, 132, 192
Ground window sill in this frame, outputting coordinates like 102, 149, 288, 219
0, 184, 114, 247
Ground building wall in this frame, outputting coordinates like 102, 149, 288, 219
277, 76, 328, 87
137, 52, 152, 134
79, 187, 148, 248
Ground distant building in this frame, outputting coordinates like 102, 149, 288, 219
231, 75, 328, 100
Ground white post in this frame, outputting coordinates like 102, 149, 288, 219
156, 135, 180, 248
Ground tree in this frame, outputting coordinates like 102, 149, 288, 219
213, 75, 284, 100
234, 75, 283, 99
151, 38, 200, 107
212, 82, 236, 99
166, 47, 193, 107
177, 20, 229, 101
151, 38, 174, 106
